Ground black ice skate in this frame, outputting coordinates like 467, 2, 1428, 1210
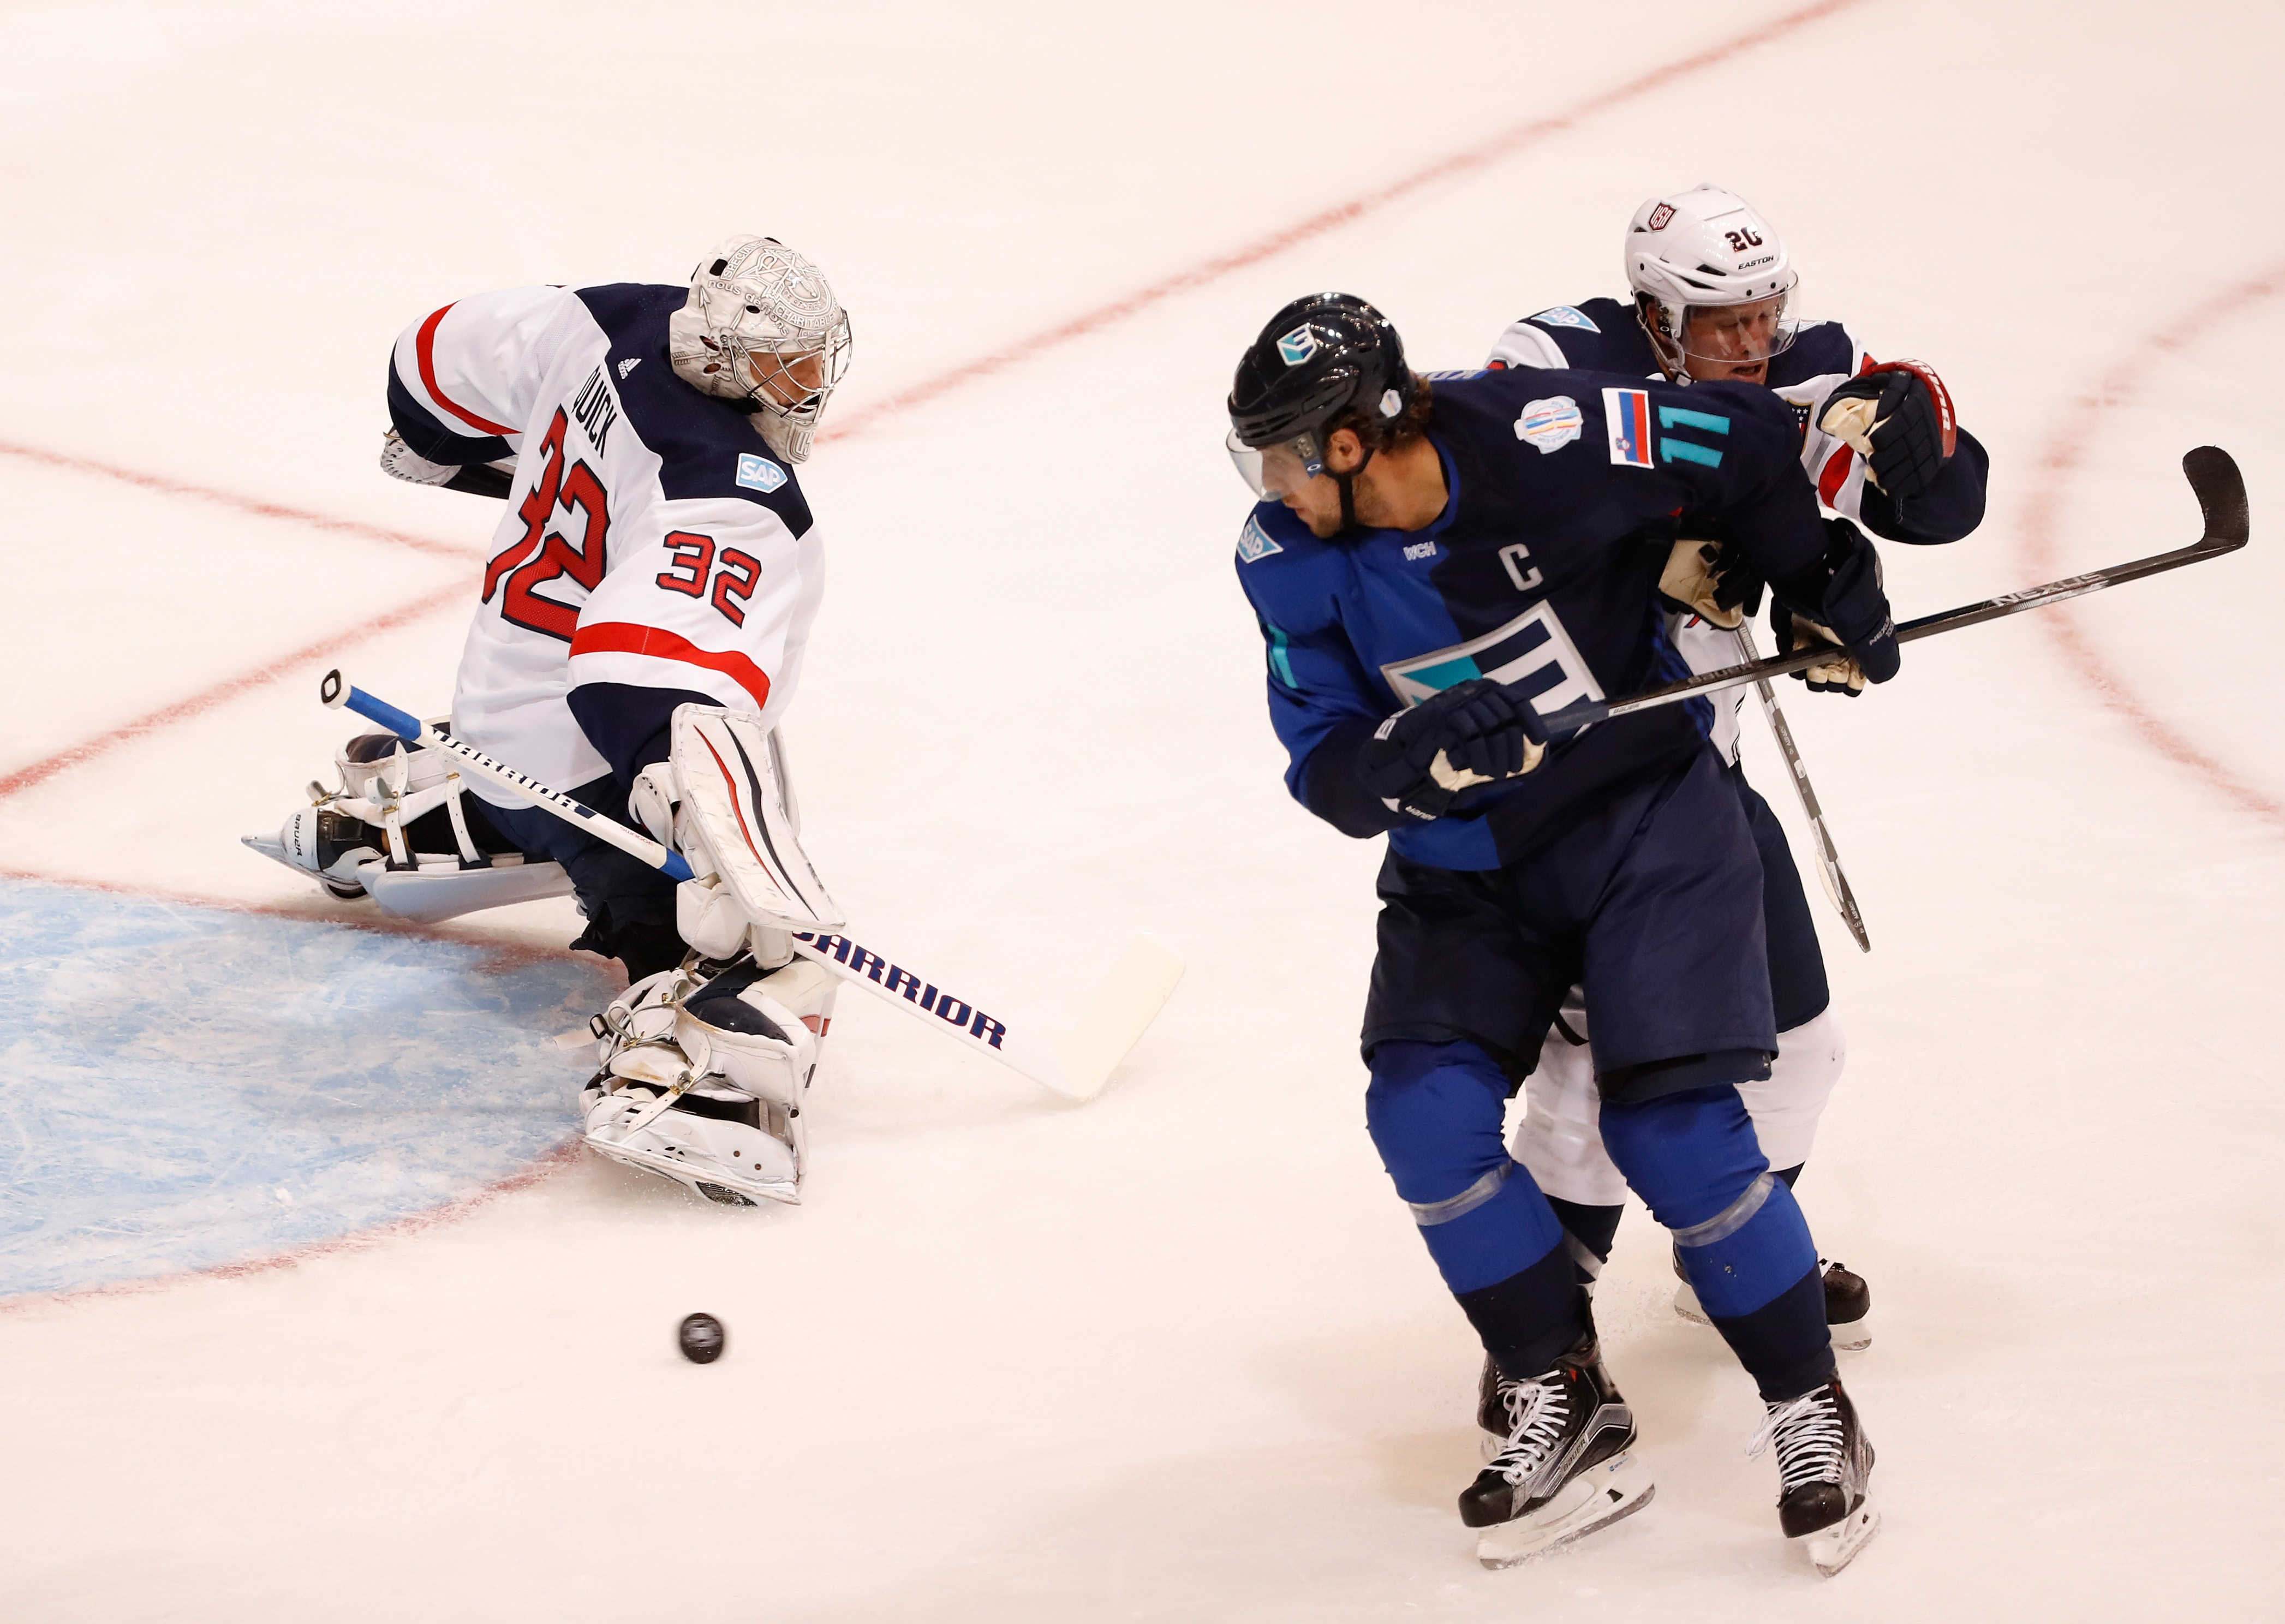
1747, 1376, 1878, 1577
1460, 1337, 1653, 1569
1673, 1256, 1874, 1351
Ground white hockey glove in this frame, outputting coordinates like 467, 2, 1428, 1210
1657, 538, 1756, 629
629, 706, 843, 962
380, 428, 520, 498
379, 428, 458, 486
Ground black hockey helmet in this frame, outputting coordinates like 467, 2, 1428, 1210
1228, 292, 1413, 451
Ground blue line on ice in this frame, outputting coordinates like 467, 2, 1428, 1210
0, 879, 612, 1300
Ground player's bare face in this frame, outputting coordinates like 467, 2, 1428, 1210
1259, 444, 1350, 537
1683, 294, 1787, 384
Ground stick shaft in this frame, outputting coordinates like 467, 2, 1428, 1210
321, 671, 694, 882
1734, 625, 1870, 952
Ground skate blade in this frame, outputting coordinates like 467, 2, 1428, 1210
1476, 1454, 1654, 1570
584, 1136, 801, 1207
1799, 1501, 1880, 1577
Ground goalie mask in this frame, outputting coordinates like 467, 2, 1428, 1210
1625, 184, 1798, 380
669, 235, 852, 463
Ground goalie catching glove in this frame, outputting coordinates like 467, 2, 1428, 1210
1818, 361, 1956, 501
1357, 677, 1548, 822
1769, 518, 1900, 697
628, 704, 843, 960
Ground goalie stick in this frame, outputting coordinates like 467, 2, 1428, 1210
1545, 446, 2250, 738
318, 671, 1184, 1103
1735, 621, 1872, 953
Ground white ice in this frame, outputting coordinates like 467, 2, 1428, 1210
0, 1, 2280, 1617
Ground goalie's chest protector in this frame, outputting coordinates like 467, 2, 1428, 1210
449, 283, 822, 802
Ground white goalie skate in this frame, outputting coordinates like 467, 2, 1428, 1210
580, 951, 839, 1207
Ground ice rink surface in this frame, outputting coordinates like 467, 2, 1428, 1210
1, 1, 2280, 1617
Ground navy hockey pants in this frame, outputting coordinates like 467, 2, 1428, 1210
1368, 1040, 1834, 1401
476, 774, 682, 980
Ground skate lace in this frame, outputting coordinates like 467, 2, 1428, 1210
1745, 1388, 1845, 1494
1487, 1374, 1571, 1485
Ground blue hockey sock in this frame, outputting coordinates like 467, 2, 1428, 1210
1600, 1083, 1831, 1399
1367, 1041, 1583, 1370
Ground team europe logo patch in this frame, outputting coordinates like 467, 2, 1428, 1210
1603, 388, 1655, 469
1276, 325, 1319, 367
1237, 515, 1284, 563
1528, 306, 1600, 334
1514, 396, 1583, 455
736, 452, 788, 493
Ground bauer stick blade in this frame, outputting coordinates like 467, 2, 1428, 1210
1544, 446, 2250, 737
789, 929, 1184, 1103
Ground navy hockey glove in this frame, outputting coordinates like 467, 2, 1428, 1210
1771, 518, 1899, 697
1818, 361, 1957, 501
1355, 678, 1548, 821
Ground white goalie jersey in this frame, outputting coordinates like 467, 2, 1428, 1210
387, 282, 825, 802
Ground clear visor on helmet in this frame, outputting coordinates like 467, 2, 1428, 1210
1677, 283, 1799, 367
1226, 428, 1326, 500
742, 315, 854, 422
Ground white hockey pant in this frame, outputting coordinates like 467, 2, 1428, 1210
1512, 1006, 1847, 1209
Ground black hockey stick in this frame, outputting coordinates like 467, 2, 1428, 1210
1546, 446, 2249, 738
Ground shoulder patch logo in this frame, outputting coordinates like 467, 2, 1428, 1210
1275, 325, 1319, 367
1529, 306, 1601, 333
1603, 388, 1655, 469
1646, 202, 1675, 231
617, 356, 641, 380
736, 452, 789, 493
1419, 368, 1490, 381
1237, 515, 1285, 563
1515, 396, 1583, 455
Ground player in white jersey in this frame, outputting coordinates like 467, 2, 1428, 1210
1483, 186, 1991, 1344
249, 236, 857, 1208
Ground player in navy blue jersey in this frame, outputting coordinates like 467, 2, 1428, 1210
1228, 293, 1883, 1575
1487, 186, 1992, 1349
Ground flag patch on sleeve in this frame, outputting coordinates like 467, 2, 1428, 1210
1603, 389, 1654, 469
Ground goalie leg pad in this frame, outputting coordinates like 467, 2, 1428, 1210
670, 706, 843, 936
581, 957, 838, 1206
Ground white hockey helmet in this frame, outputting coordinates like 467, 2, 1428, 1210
669, 235, 852, 462
1625, 185, 1798, 379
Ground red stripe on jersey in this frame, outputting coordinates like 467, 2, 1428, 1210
569, 622, 772, 711
415, 304, 517, 438
1817, 445, 1854, 507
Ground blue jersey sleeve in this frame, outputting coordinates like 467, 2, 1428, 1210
1233, 511, 1404, 839
1640, 378, 1830, 580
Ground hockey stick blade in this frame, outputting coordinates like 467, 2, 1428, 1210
788, 929, 1184, 1103
1544, 446, 2250, 736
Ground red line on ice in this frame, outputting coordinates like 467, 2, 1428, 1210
0, 438, 475, 561
2019, 262, 2285, 829
0, 582, 469, 802
824, 0, 1871, 440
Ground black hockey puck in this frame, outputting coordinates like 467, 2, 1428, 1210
677, 1312, 726, 1365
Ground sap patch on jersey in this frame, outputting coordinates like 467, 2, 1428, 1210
1238, 515, 1285, 563
1603, 388, 1655, 469
737, 452, 789, 493
1379, 602, 1607, 714
1529, 306, 1601, 333
1515, 397, 1583, 455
